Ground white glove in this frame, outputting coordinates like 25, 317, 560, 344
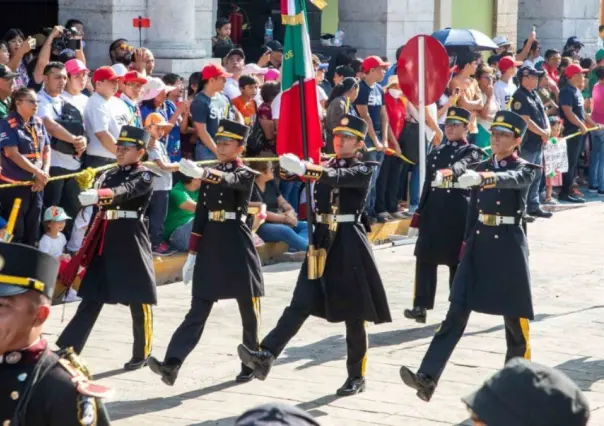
431, 170, 444, 188
182, 253, 196, 285
179, 159, 207, 179
279, 153, 306, 176
457, 170, 482, 189
78, 189, 99, 206
407, 227, 419, 238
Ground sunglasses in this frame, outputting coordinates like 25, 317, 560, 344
118, 44, 134, 52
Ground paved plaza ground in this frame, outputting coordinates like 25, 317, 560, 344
45, 202, 604, 425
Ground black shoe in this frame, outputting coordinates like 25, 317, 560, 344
527, 208, 553, 218
559, 194, 586, 203
399, 366, 436, 402
148, 356, 180, 386
404, 307, 427, 324
598, 190, 604, 196
237, 344, 275, 381
235, 367, 256, 383
336, 377, 366, 396
123, 357, 149, 371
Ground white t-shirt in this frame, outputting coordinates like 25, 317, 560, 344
271, 90, 324, 120
406, 102, 439, 143
84, 93, 129, 159
39, 232, 67, 259
147, 140, 173, 191
37, 89, 82, 171
61, 91, 89, 116
66, 207, 92, 253
494, 79, 517, 110
224, 78, 241, 100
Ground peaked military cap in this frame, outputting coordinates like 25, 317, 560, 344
0, 242, 59, 299
216, 119, 250, 145
333, 114, 369, 140
236, 403, 321, 426
490, 110, 528, 138
445, 106, 471, 125
463, 358, 589, 426
117, 125, 151, 149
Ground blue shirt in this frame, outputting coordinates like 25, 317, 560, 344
190, 91, 233, 142
354, 80, 384, 146
141, 100, 182, 162
559, 84, 585, 135
0, 112, 50, 181
381, 64, 397, 86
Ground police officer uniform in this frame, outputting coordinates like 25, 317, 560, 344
57, 126, 157, 371
405, 107, 485, 323
0, 112, 50, 246
511, 65, 552, 218
0, 242, 112, 425
238, 115, 392, 396
400, 111, 539, 402
148, 119, 264, 385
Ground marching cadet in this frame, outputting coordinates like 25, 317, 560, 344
237, 114, 392, 396
57, 125, 157, 371
0, 242, 111, 425
148, 119, 264, 385
405, 107, 485, 324
399, 110, 538, 402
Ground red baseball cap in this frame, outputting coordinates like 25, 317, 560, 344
362, 56, 390, 73
122, 70, 148, 85
565, 64, 589, 78
498, 56, 522, 73
92, 66, 121, 83
201, 63, 233, 80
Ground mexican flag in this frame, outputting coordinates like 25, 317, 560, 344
276, 0, 324, 164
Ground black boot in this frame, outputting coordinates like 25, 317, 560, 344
148, 356, 180, 386
336, 377, 366, 396
235, 365, 256, 383
237, 344, 275, 381
123, 357, 149, 371
404, 307, 427, 324
399, 366, 436, 402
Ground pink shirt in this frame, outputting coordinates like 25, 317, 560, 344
591, 82, 604, 124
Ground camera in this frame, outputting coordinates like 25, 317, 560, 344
52, 27, 82, 52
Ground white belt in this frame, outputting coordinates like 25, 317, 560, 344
105, 210, 139, 220
436, 183, 465, 189
478, 213, 516, 226
208, 210, 247, 222
315, 214, 358, 224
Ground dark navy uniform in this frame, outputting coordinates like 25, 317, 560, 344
149, 119, 264, 385
400, 111, 538, 402
0, 242, 112, 425
238, 115, 392, 396
0, 112, 50, 246
405, 108, 485, 323
57, 126, 157, 370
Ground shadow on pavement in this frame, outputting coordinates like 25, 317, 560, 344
94, 368, 128, 380
555, 356, 604, 391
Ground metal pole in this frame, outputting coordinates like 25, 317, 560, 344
139, 16, 143, 47
418, 36, 427, 195
298, 77, 314, 246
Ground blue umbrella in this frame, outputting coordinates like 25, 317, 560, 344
432, 28, 498, 51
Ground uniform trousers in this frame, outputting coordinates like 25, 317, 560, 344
0, 187, 43, 246
261, 282, 368, 379
419, 303, 531, 382
165, 297, 260, 372
413, 261, 458, 310
57, 299, 153, 360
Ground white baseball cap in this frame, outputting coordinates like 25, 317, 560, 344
141, 77, 176, 101
242, 63, 269, 75
111, 63, 128, 77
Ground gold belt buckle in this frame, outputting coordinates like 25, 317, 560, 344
105, 210, 118, 220
211, 210, 226, 222
483, 214, 498, 226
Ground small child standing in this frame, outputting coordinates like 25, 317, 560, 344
211, 18, 234, 58
544, 116, 563, 205
145, 112, 180, 255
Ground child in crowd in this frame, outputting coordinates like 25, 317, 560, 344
40, 206, 79, 302
145, 112, 180, 256
544, 116, 563, 205
232, 75, 259, 127
212, 18, 234, 58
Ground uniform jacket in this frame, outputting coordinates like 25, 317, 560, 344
0, 339, 111, 425
189, 158, 264, 301
77, 162, 157, 305
450, 154, 539, 319
295, 157, 391, 324
414, 140, 484, 265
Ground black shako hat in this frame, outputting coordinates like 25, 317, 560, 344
216, 119, 250, 145
0, 242, 59, 299
333, 114, 368, 140
117, 125, 151, 149
490, 110, 528, 138
463, 358, 590, 426
445, 106, 471, 125
235, 403, 321, 426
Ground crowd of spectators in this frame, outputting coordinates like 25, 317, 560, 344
0, 18, 603, 264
